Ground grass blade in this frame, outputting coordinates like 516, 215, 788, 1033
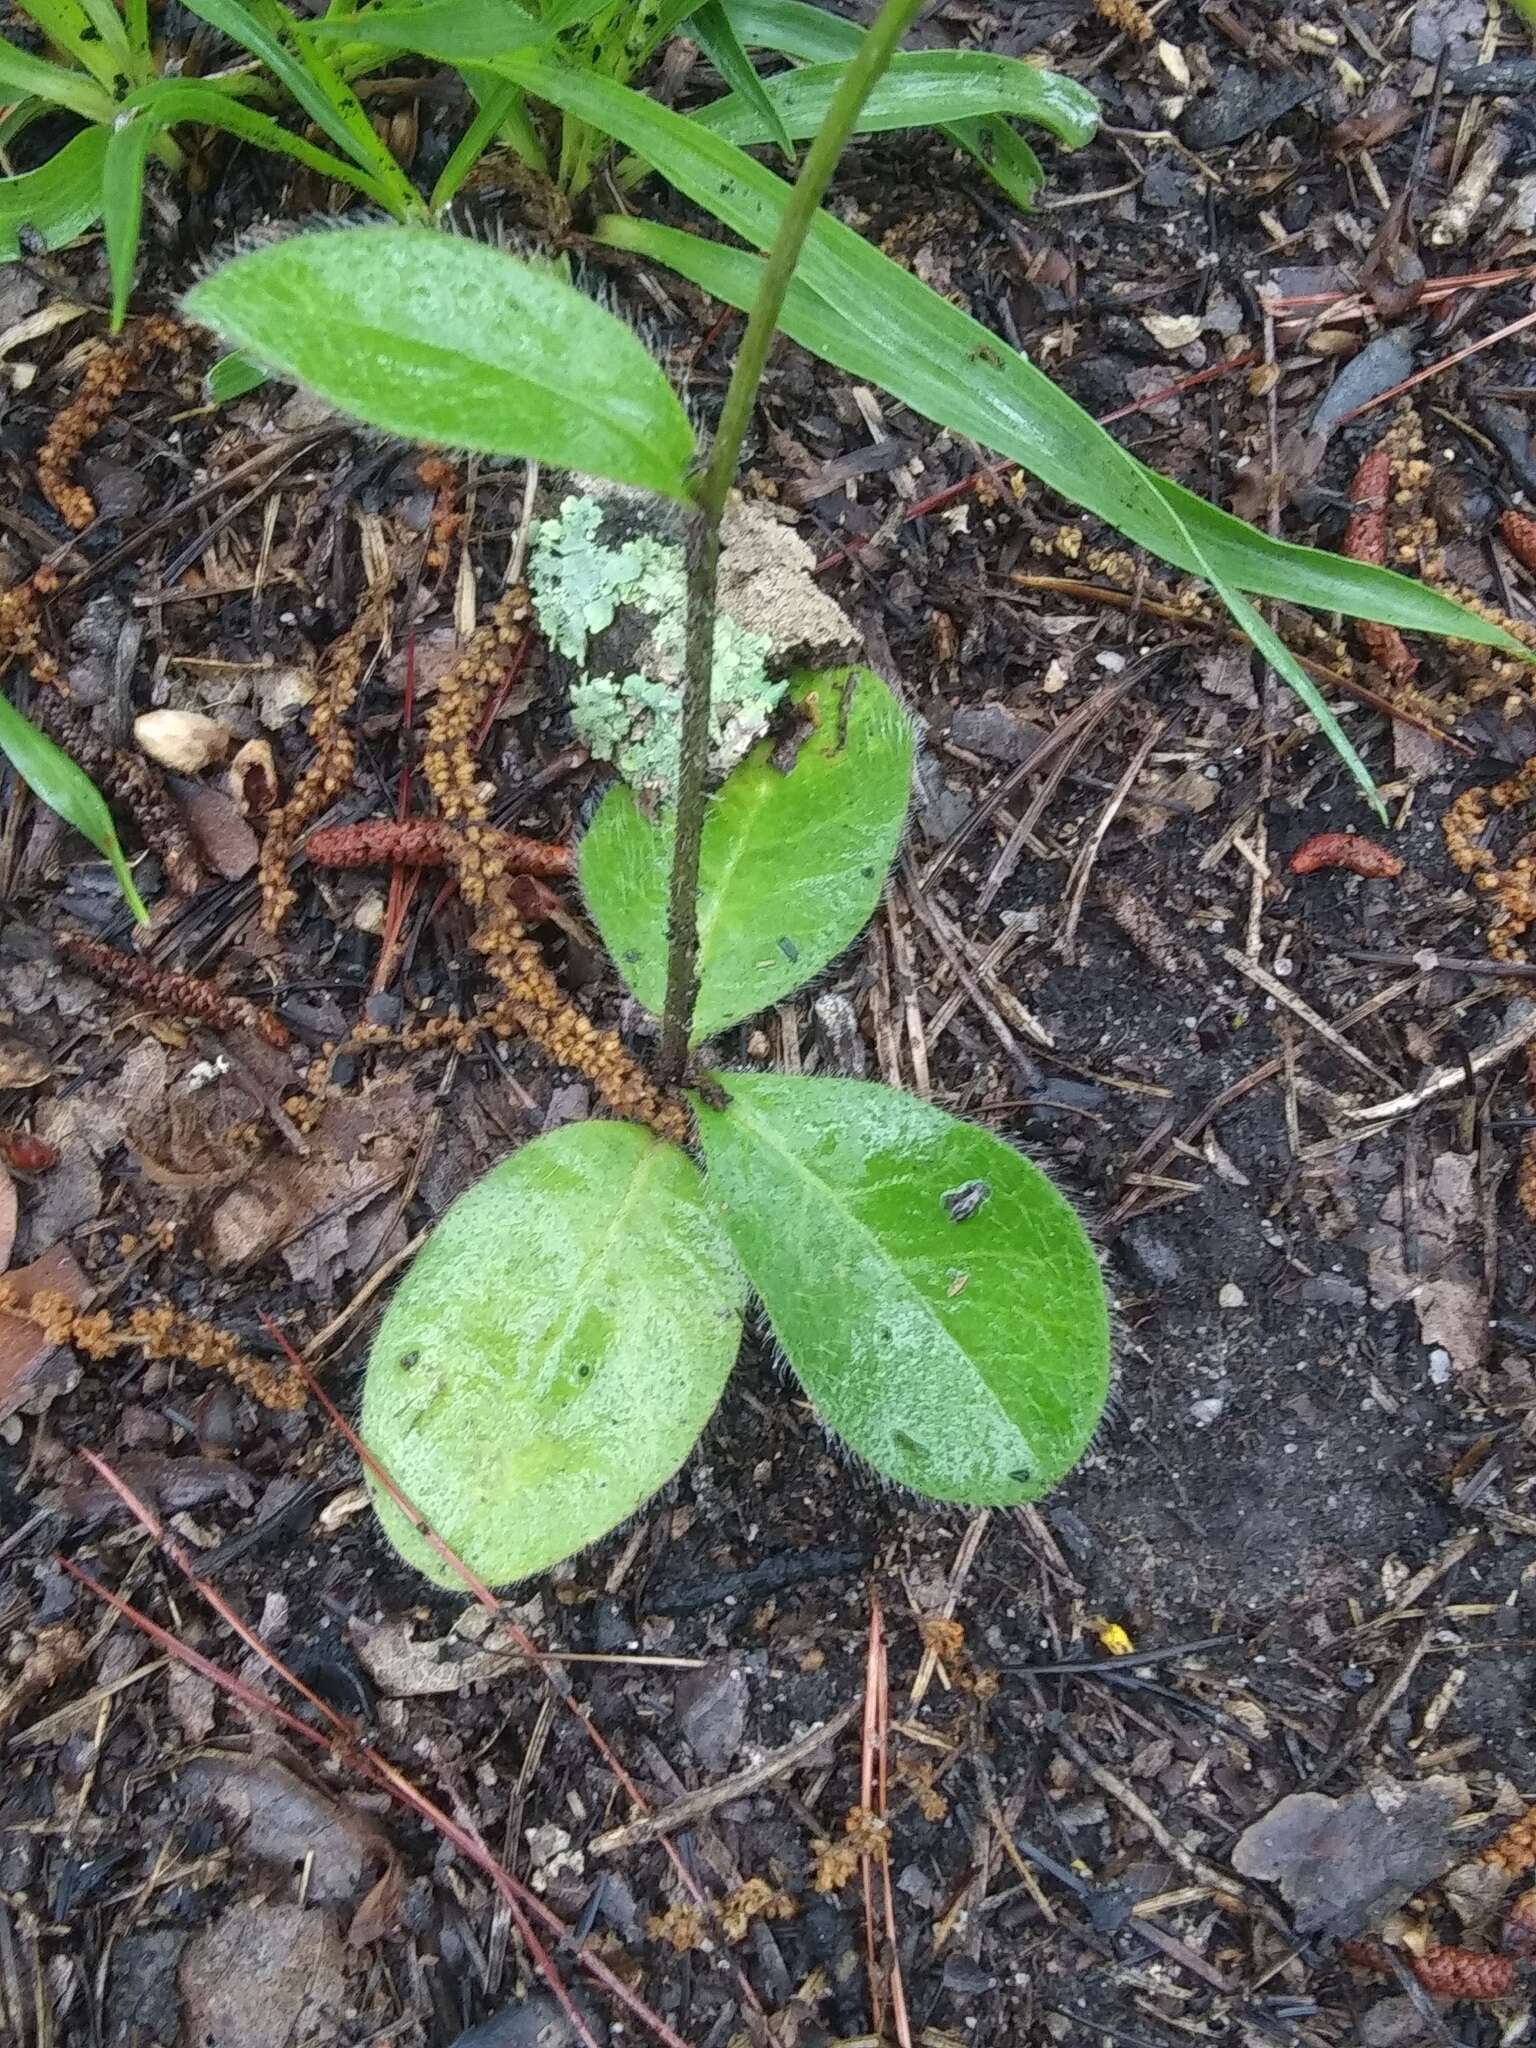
691, 49, 1097, 151
102, 109, 154, 329
430, 71, 543, 206
570, 141, 1523, 656
307, 0, 555, 60
9, 0, 123, 93
0, 692, 149, 922
0, 125, 109, 258
688, 0, 794, 160
0, 35, 115, 120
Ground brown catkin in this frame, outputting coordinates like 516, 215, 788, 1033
0, 1285, 303, 1411
1342, 444, 1420, 684
1341, 1939, 1516, 2001
258, 582, 392, 932
43, 699, 204, 896
1501, 509, 1536, 575
58, 933, 290, 1049
1483, 1805, 1536, 1881
39, 315, 189, 531
303, 817, 574, 878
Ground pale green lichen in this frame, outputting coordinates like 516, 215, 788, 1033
529, 492, 780, 803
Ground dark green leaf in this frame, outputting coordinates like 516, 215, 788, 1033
0, 692, 148, 922
363, 1121, 745, 1586
0, 126, 108, 259
696, 1073, 1110, 1503
688, 0, 794, 160
183, 226, 696, 496
429, 73, 534, 207
581, 667, 913, 1043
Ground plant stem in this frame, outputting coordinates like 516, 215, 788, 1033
654, 0, 927, 1085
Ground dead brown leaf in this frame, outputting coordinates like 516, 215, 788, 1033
177, 1754, 388, 1905
0, 1623, 87, 1736
178, 1902, 348, 2048
1232, 1776, 1469, 1934
0, 1030, 52, 1088
0, 1243, 91, 1423
1367, 1151, 1487, 1374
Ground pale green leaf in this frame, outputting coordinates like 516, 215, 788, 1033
205, 349, 269, 403
306, 0, 575, 60
9, 0, 125, 91
182, 225, 696, 496
0, 126, 109, 259
696, 1073, 1109, 1503
0, 692, 148, 922
103, 109, 153, 329
362, 1121, 745, 1586
581, 667, 912, 1043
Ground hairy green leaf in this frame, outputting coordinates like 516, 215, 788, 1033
693, 49, 1096, 151
581, 668, 912, 1043
0, 692, 148, 922
688, 0, 794, 159
0, 126, 109, 259
696, 1073, 1109, 1503
720, 0, 1047, 208
0, 35, 115, 119
363, 1121, 745, 1586
183, 226, 696, 495
499, 58, 1524, 661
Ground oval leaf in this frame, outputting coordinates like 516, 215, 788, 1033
696, 1073, 1109, 1503
362, 1121, 745, 1587
183, 226, 696, 497
0, 126, 109, 261
581, 666, 912, 1044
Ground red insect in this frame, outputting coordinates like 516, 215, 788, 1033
1289, 831, 1404, 879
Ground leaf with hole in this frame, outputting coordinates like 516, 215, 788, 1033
183, 226, 696, 497
696, 1073, 1109, 1503
0, 692, 148, 922
580, 667, 913, 1044
362, 1121, 745, 1586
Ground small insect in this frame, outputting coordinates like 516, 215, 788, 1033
968, 344, 1004, 369
942, 1180, 991, 1222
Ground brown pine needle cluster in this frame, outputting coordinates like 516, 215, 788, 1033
0, 567, 61, 686
0, 1285, 303, 1411
58, 933, 290, 1049
259, 582, 392, 932
39, 314, 189, 532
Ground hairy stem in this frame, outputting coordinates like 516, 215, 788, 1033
655, 0, 927, 1085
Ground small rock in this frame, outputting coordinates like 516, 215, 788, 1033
179, 1903, 347, 2048
450, 1990, 605, 2048
1218, 1282, 1246, 1309
676, 1659, 751, 1772
949, 702, 1044, 765
941, 1954, 997, 1996
135, 710, 232, 774
1190, 1397, 1225, 1428
1119, 1222, 1182, 1288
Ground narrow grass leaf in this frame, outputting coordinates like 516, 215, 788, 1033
363, 1121, 745, 1586
692, 50, 1097, 150
590, 204, 1525, 662
581, 667, 913, 1043
102, 111, 154, 329
0, 692, 148, 922
0, 126, 109, 258
184, 226, 696, 495
0, 36, 115, 120
10, 0, 124, 90
307, 0, 555, 60
696, 1074, 1110, 1503
688, 0, 794, 159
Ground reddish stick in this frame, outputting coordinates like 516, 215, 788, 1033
63, 1461, 693, 2048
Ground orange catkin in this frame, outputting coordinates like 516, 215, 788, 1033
1341, 1938, 1516, 2000
1501, 509, 1536, 574
1342, 444, 1419, 683
304, 818, 574, 878
1289, 831, 1404, 879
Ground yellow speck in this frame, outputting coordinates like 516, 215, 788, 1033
1096, 1621, 1135, 1657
